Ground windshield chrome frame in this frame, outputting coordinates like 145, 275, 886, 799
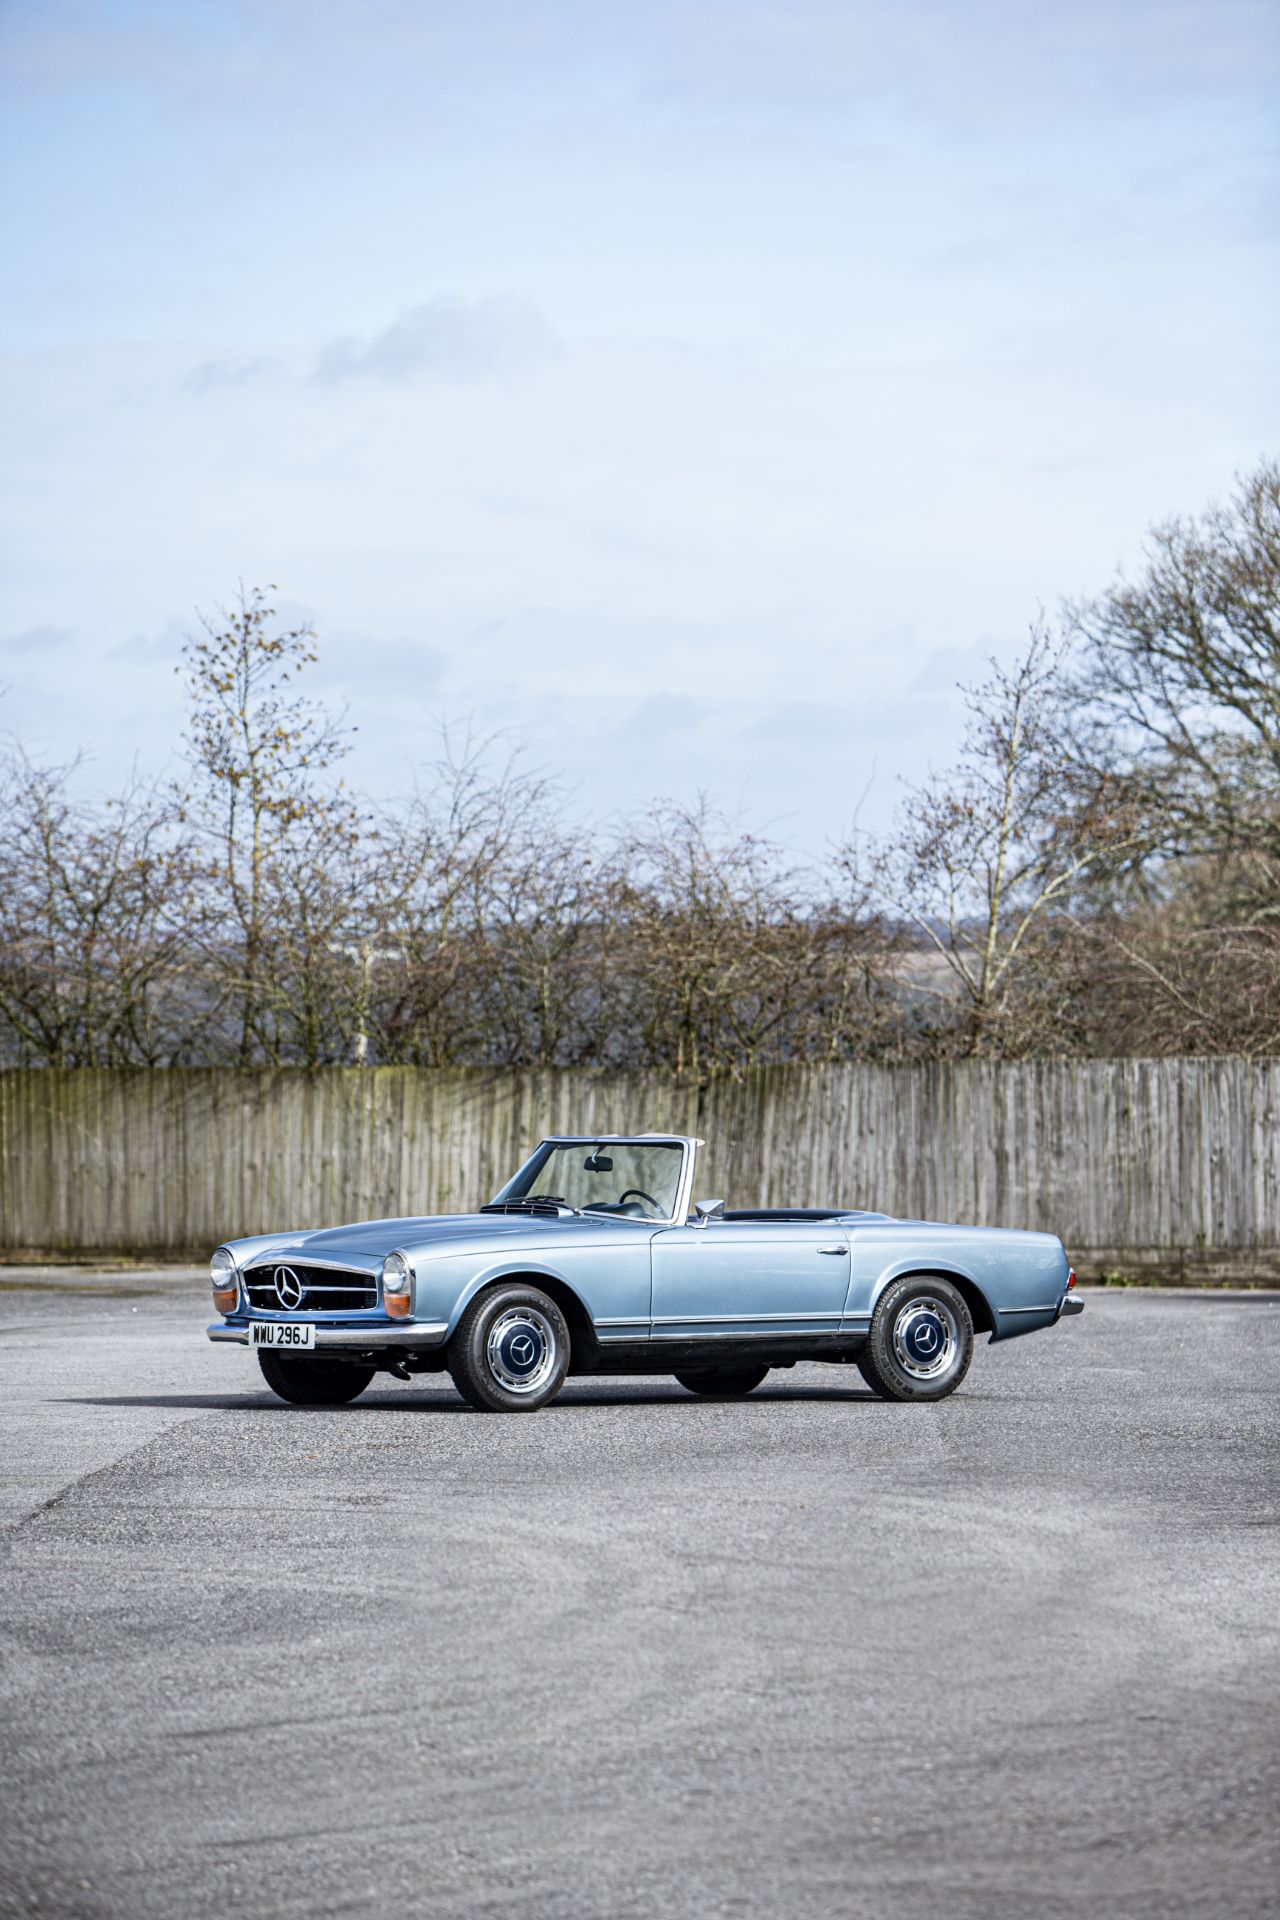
492, 1134, 701, 1226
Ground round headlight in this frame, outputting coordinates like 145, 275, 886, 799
381, 1252, 411, 1292
382, 1251, 413, 1318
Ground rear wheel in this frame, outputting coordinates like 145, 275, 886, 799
257, 1353, 375, 1406
448, 1284, 570, 1412
857, 1276, 973, 1402
674, 1365, 769, 1399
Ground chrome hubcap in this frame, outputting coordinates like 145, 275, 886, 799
486, 1307, 557, 1395
892, 1296, 959, 1380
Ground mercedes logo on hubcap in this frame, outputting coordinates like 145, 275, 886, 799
274, 1265, 304, 1311
509, 1333, 536, 1368
916, 1323, 937, 1351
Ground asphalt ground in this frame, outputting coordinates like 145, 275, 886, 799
0, 1277, 1277, 1920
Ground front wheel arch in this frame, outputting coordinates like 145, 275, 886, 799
450, 1270, 600, 1371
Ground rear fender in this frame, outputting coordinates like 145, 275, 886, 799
866, 1261, 997, 1340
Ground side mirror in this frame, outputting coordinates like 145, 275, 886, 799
693, 1198, 725, 1229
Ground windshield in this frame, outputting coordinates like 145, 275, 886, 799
496, 1141, 686, 1220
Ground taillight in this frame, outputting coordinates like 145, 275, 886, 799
1066, 1268, 1077, 1290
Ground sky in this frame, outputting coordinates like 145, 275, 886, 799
1, 0, 1276, 851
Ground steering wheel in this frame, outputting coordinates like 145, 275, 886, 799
618, 1187, 662, 1216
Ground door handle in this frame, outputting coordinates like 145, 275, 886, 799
817, 1246, 847, 1255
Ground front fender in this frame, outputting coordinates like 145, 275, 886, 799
404, 1251, 584, 1341
407, 1229, 652, 1341
440, 1258, 578, 1340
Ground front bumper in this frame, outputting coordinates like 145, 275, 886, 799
208, 1320, 449, 1349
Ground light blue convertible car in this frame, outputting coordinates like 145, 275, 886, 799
207, 1132, 1083, 1410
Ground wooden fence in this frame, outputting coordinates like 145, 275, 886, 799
1, 1062, 1277, 1280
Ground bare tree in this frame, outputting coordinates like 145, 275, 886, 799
1058, 459, 1280, 1053
177, 585, 353, 1063
473, 810, 608, 1067
362, 735, 539, 1067
254, 799, 376, 1066
794, 873, 899, 1063
1068, 459, 1280, 872
871, 625, 1133, 1056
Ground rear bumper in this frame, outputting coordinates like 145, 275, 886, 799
208, 1321, 449, 1350
1057, 1295, 1085, 1320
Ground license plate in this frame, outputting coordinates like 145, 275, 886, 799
250, 1321, 316, 1350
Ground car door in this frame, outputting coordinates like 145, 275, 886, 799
649, 1220, 850, 1342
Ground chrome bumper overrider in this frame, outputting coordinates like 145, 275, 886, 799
208, 1321, 449, 1348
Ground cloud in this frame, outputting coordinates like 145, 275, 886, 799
311, 295, 559, 387
180, 353, 281, 394
177, 296, 560, 396
111, 616, 190, 664
318, 632, 448, 697
1, 624, 75, 656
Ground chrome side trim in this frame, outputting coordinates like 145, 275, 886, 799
653, 1311, 845, 1325
208, 1322, 448, 1348
1000, 1303, 1058, 1316
648, 1327, 852, 1343
595, 1310, 862, 1334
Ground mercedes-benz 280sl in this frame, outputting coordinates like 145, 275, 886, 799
206, 1132, 1083, 1410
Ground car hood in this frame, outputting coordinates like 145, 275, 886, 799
226, 1211, 627, 1270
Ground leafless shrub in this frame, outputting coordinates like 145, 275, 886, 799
0, 745, 200, 1064
608, 798, 890, 1075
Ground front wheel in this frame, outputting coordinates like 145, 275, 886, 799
257, 1352, 376, 1406
674, 1365, 769, 1398
857, 1276, 974, 1402
448, 1284, 570, 1412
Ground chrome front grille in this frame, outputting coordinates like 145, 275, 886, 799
243, 1263, 377, 1314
